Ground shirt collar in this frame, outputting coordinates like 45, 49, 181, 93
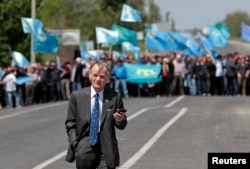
91, 85, 104, 98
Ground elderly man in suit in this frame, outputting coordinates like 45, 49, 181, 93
65, 60, 127, 169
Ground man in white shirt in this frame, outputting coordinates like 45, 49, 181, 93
2, 67, 21, 108
215, 55, 225, 95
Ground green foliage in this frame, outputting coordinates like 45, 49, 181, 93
147, 0, 162, 24
100, 0, 126, 11
223, 11, 250, 38
0, 0, 162, 65
0, 0, 43, 66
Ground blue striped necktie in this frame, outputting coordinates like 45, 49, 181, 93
89, 93, 100, 145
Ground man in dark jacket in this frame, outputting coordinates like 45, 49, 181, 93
65, 60, 127, 169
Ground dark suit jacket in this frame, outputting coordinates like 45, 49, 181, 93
65, 86, 127, 168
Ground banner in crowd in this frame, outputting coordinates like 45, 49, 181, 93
33, 32, 59, 53
12, 51, 30, 68
241, 22, 250, 42
16, 76, 33, 85
21, 17, 43, 34
120, 4, 141, 22
111, 24, 137, 46
197, 32, 218, 58
123, 63, 162, 83
95, 27, 119, 45
208, 26, 230, 47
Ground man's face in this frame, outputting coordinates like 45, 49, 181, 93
89, 64, 109, 92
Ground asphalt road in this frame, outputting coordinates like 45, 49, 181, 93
1, 40, 250, 169
1, 95, 250, 169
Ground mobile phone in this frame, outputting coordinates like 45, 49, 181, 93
118, 109, 127, 113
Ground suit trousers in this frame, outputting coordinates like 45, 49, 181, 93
76, 139, 115, 169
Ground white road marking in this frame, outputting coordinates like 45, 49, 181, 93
119, 107, 188, 169
31, 96, 185, 169
164, 95, 185, 108
32, 151, 67, 169
0, 102, 66, 120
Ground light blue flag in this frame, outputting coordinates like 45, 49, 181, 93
95, 27, 119, 45
168, 31, 186, 44
169, 32, 203, 56
112, 24, 137, 46
0, 68, 4, 78
88, 51, 100, 60
122, 41, 140, 61
165, 32, 185, 51
241, 22, 250, 42
21, 17, 43, 34
220, 27, 230, 39
16, 76, 33, 85
113, 51, 127, 58
81, 50, 100, 61
123, 63, 162, 83
168, 31, 186, 51
12, 51, 30, 68
184, 48, 193, 56
80, 50, 89, 61
80, 49, 89, 61
122, 42, 140, 53
184, 36, 203, 56
145, 29, 168, 51
208, 26, 229, 47
33, 32, 59, 53
198, 32, 218, 57
120, 4, 141, 22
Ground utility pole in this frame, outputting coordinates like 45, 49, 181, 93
31, 0, 36, 63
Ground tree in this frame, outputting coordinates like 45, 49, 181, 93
0, 0, 43, 66
0, 0, 163, 64
146, 0, 161, 24
223, 11, 250, 37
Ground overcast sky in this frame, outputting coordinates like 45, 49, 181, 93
153, 0, 250, 30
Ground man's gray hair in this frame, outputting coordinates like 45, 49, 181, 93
89, 60, 111, 77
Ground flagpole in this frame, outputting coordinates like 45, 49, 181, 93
241, 40, 244, 55
31, 0, 36, 64
109, 45, 112, 59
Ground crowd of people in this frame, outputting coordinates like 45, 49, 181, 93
0, 51, 250, 109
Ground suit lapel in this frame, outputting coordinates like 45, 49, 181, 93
101, 88, 110, 126
82, 87, 91, 123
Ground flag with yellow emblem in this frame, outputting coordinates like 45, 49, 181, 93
208, 26, 230, 47
120, 4, 141, 22
95, 27, 119, 45
33, 33, 59, 53
21, 17, 43, 34
112, 24, 137, 45
123, 63, 162, 83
